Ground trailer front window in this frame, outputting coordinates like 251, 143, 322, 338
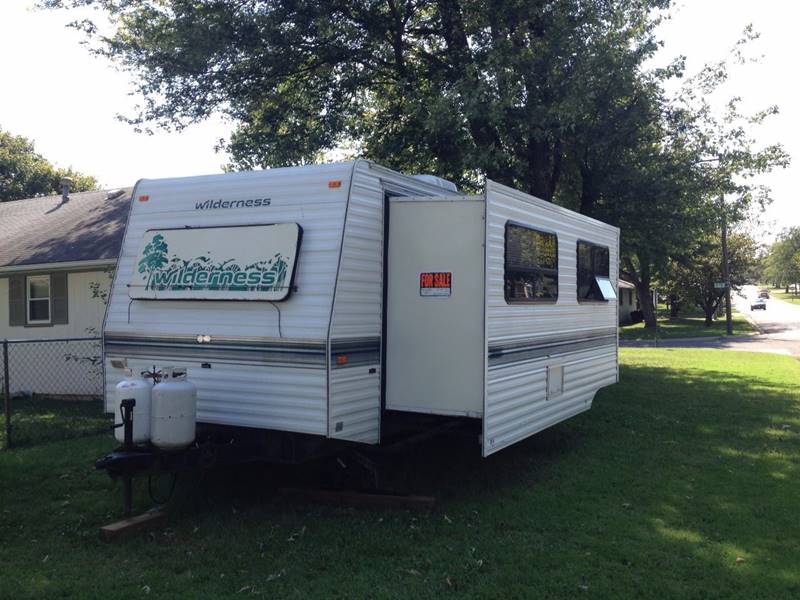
504, 224, 558, 302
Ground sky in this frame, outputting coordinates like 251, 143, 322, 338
0, 0, 797, 242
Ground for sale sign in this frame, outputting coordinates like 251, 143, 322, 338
420, 272, 452, 297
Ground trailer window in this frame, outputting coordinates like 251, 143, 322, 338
577, 241, 614, 301
504, 224, 558, 302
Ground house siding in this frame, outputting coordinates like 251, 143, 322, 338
0, 269, 112, 340
618, 284, 637, 324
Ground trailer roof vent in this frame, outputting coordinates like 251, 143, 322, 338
410, 174, 458, 192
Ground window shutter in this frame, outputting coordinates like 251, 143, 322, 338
51, 272, 69, 325
8, 275, 25, 326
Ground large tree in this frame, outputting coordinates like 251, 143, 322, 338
576, 28, 788, 328
43, 0, 669, 196
764, 228, 800, 292
663, 231, 758, 326
42, 2, 788, 330
0, 128, 98, 201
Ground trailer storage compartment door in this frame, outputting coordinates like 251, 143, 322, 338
385, 198, 485, 416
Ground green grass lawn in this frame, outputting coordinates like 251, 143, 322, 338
2, 349, 799, 599
771, 290, 800, 304
0, 395, 109, 449
619, 305, 755, 340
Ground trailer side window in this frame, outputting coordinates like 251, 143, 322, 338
504, 224, 558, 302
577, 241, 615, 301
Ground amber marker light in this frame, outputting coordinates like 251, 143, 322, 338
336, 355, 348, 365
328, 180, 342, 188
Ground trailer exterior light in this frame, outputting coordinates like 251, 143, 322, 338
336, 355, 348, 365
138, 195, 150, 202
328, 180, 342, 188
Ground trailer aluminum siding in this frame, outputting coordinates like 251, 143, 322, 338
482, 181, 619, 456
103, 161, 455, 444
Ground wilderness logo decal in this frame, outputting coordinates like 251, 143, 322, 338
129, 224, 300, 301
137, 234, 289, 293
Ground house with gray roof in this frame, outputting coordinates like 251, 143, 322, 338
0, 186, 131, 341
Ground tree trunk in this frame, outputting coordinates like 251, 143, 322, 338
438, 0, 508, 183
622, 255, 657, 329
579, 160, 598, 216
638, 282, 656, 329
527, 137, 558, 201
669, 294, 679, 319
701, 295, 721, 326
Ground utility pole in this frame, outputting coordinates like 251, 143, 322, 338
720, 193, 733, 335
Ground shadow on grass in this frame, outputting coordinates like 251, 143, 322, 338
619, 306, 754, 341
158, 353, 800, 598
1, 396, 110, 449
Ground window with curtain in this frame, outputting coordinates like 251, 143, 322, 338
27, 275, 51, 323
504, 223, 558, 302
577, 241, 614, 301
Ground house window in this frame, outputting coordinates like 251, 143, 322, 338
504, 223, 558, 302
27, 275, 51, 324
577, 241, 615, 302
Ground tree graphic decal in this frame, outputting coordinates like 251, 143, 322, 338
137, 233, 169, 290
271, 254, 288, 290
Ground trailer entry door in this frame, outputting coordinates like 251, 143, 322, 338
385, 198, 484, 416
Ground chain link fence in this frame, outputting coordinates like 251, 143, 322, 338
1, 337, 111, 449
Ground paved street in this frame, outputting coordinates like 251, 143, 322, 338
733, 285, 800, 338
623, 285, 800, 356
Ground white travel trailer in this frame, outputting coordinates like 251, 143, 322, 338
103, 160, 618, 459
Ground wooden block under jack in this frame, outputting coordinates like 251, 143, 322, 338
279, 488, 436, 509
100, 510, 168, 542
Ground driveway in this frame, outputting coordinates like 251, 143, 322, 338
622, 286, 800, 357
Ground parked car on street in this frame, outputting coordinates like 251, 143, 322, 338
751, 298, 767, 310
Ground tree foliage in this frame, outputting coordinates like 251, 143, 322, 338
663, 231, 758, 325
764, 228, 800, 292
42, 0, 671, 196
42, 2, 789, 329
0, 128, 98, 202
598, 28, 788, 327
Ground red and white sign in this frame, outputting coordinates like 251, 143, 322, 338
420, 272, 452, 297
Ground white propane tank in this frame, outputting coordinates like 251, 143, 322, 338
114, 369, 153, 444
150, 368, 197, 450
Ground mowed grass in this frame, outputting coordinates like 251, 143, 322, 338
771, 290, 800, 304
619, 305, 755, 340
1, 349, 799, 599
0, 396, 109, 449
